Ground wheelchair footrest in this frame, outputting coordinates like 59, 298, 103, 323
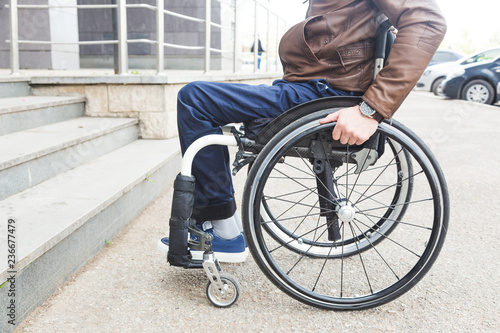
181, 260, 204, 269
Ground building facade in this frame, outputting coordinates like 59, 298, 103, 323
0, 0, 229, 71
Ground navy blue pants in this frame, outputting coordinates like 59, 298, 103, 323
177, 79, 352, 221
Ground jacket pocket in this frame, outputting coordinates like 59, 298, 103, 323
417, 12, 444, 54
302, 15, 328, 63
325, 41, 375, 91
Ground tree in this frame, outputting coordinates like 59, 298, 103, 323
452, 29, 475, 55
486, 30, 500, 48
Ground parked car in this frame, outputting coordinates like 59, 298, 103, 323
415, 48, 500, 96
428, 50, 464, 66
441, 55, 500, 105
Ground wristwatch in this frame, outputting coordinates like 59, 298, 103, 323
359, 101, 384, 122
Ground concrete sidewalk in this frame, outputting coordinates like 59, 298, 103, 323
14, 92, 500, 332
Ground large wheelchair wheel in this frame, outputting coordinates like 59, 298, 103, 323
242, 111, 449, 310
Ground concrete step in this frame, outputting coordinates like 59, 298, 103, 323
0, 139, 181, 331
0, 95, 85, 136
0, 78, 31, 98
0, 117, 139, 200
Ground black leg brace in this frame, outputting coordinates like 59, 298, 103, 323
167, 174, 196, 267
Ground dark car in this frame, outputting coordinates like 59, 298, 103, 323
441, 56, 500, 105
428, 50, 464, 66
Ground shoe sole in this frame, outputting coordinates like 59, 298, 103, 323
157, 239, 248, 263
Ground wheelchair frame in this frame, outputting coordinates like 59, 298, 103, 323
163, 21, 450, 309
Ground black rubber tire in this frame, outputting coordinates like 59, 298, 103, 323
431, 77, 445, 96
461, 79, 495, 104
242, 111, 449, 310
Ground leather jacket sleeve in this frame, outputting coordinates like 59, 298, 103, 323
362, 0, 447, 118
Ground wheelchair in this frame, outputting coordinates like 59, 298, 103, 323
165, 22, 450, 310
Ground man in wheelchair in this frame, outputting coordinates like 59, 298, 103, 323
159, 0, 447, 264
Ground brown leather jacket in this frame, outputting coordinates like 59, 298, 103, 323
279, 0, 447, 119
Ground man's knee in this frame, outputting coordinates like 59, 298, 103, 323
178, 81, 209, 105
177, 81, 219, 129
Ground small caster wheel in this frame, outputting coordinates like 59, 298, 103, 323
206, 273, 240, 308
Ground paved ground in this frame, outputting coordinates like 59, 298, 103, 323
14, 92, 500, 332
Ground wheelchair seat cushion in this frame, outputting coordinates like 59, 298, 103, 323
243, 118, 274, 141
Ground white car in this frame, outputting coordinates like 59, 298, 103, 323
415, 48, 500, 96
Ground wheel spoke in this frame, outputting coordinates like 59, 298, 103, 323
285, 217, 330, 275
340, 183, 400, 187
348, 221, 373, 295
346, 145, 379, 203
358, 212, 433, 230
268, 176, 315, 180
312, 240, 336, 292
355, 169, 424, 206
356, 197, 433, 214
282, 160, 318, 179
338, 162, 399, 178
346, 144, 350, 199
354, 216, 423, 257
263, 191, 318, 218
351, 220, 400, 280
267, 220, 328, 253
264, 188, 313, 200
337, 183, 393, 208
340, 220, 346, 298
272, 164, 338, 208
352, 145, 405, 206
264, 198, 320, 252
334, 163, 357, 180
260, 208, 336, 225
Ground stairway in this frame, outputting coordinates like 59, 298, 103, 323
0, 78, 180, 332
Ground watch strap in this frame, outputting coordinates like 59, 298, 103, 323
373, 112, 384, 123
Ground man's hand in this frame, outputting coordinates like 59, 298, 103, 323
319, 105, 378, 145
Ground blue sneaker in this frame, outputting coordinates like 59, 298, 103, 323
157, 227, 248, 263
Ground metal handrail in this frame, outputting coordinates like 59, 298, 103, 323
16, 40, 119, 45
13, 5, 118, 9
163, 8, 205, 23
162, 43, 204, 51
6, 0, 289, 75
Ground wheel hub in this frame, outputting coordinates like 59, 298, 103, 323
337, 203, 356, 222
468, 85, 488, 102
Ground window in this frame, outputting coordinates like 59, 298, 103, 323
464, 49, 500, 64
432, 52, 459, 63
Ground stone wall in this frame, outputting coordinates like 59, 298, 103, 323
31, 75, 279, 139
